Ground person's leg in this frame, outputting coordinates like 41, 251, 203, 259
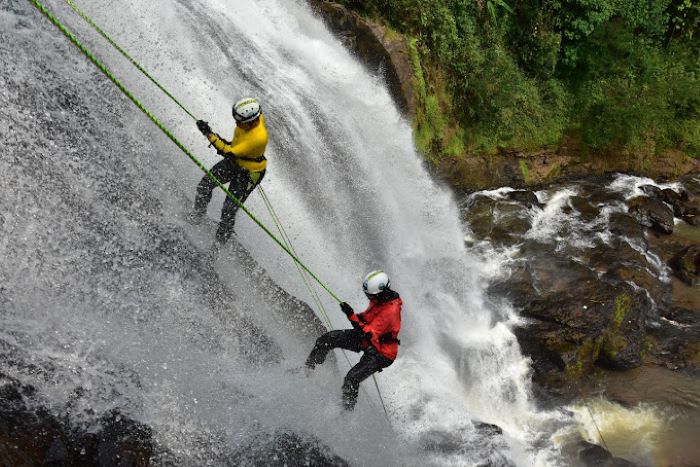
305, 329, 363, 369
342, 351, 392, 411
215, 168, 263, 243
193, 159, 238, 220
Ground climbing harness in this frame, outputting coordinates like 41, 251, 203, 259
30, 0, 390, 419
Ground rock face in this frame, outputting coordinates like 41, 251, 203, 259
0, 374, 152, 467
230, 432, 350, 467
465, 175, 700, 400
578, 441, 638, 467
627, 196, 675, 234
670, 245, 700, 286
309, 1, 416, 116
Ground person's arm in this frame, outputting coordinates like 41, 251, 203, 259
340, 302, 367, 332
196, 120, 255, 159
207, 133, 258, 159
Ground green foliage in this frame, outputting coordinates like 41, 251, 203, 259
669, 0, 700, 40
574, 23, 700, 154
519, 160, 530, 182
334, 0, 700, 160
486, 0, 514, 24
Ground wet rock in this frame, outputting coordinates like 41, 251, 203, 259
473, 421, 503, 436
660, 188, 686, 207
676, 197, 700, 226
419, 425, 513, 467
603, 265, 669, 314
506, 190, 541, 208
579, 441, 613, 465
463, 195, 532, 245
607, 212, 644, 239
497, 248, 654, 396
229, 431, 349, 467
640, 185, 700, 226
627, 196, 674, 235
670, 245, 700, 286
0, 374, 152, 467
479, 175, 699, 407
570, 196, 602, 222
662, 306, 698, 326
640, 184, 661, 198
578, 441, 638, 466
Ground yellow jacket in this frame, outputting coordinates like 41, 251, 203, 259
207, 115, 268, 173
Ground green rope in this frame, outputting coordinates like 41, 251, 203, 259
258, 187, 332, 328
31, 0, 390, 421
63, 0, 196, 120
28, 0, 342, 304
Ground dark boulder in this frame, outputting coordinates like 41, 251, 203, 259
0, 374, 152, 467
570, 195, 603, 222
463, 195, 533, 245
670, 245, 700, 286
676, 197, 700, 226
578, 441, 639, 467
499, 249, 654, 396
627, 196, 674, 235
506, 190, 542, 208
660, 187, 686, 207
641, 185, 700, 226
603, 265, 669, 314
607, 212, 644, 239
229, 431, 349, 467
639, 185, 661, 198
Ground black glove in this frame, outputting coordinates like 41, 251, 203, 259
340, 302, 354, 317
196, 119, 212, 135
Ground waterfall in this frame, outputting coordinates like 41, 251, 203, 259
0, 0, 565, 464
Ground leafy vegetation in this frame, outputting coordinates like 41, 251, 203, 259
334, 0, 700, 160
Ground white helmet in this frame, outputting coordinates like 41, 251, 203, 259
232, 97, 261, 123
363, 270, 390, 296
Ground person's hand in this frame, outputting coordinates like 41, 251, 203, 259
196, 120, 212, 135
340, 302, 353, 317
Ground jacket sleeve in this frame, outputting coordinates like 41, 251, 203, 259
346, 312, 367, 332
207, 133, 257, 159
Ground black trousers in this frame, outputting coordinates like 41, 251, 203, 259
306, 329, 393, 411
194, 158, 265, 243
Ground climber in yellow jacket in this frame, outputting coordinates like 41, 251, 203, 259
192, 97, 268, 244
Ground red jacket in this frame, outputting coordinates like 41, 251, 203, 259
347, 292, 402, 360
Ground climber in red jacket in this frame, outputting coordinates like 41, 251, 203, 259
305, 270, 402, 411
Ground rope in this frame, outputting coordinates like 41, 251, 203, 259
30, 0, 390, 421
586, 403, 610, 452
258, 187, 332, 327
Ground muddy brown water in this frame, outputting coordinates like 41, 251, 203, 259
580, 365, 700, 466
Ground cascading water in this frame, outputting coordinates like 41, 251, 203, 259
1, 0, 568, 465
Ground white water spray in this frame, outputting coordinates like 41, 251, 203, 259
0, 0, 568, 464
